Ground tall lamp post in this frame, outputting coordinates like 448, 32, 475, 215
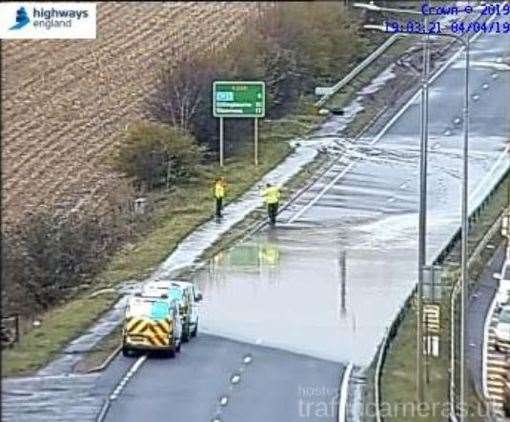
354, 2, 430, 404
360, 19, 471, 421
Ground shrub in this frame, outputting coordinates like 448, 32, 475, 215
113, 122, 203, 191
1, 208, 131, 316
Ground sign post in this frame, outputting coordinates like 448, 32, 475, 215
254, 118, 258, 166
219, 117, 224, 167
213, 81, 265, 167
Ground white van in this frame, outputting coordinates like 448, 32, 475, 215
494, 261, 510, 312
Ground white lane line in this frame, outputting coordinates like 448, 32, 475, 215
483, 258, 510, 411
483, 282, 498, 399
338, 363, 354, 422
287, 13, 503, 224
109, 355, 146, 401
288, 156, 353, 223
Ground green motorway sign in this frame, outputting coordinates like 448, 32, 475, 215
213, 81, 265, 118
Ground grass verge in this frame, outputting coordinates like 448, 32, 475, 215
73, 325, 123, 374
2, 291, 119, 376
380, 296, 451, 422
379, 172, 510, 421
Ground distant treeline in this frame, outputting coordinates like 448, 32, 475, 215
149, 2, 367, 150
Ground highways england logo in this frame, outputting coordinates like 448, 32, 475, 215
9, 6, 30, 30
0, 2, 96, 39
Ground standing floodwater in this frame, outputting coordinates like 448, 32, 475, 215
196, 32, 510, 365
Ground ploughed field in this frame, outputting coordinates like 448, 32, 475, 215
1, 2, 254, 227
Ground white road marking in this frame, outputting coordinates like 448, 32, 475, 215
338, 363, 354, 422
109, 355, 147, 401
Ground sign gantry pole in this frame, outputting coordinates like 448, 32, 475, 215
219, 117, 224, 167
254, 117, 258, 166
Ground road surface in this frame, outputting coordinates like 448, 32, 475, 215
106, 335, 342, 422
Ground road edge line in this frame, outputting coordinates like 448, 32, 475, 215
96, 355, 147, 422
482, 284, 498, 400
339, 362, 354, 422
289, 12, 503, 224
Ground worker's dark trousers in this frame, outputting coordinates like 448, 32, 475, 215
216, 197, 223, 217
268, 202, 278, 225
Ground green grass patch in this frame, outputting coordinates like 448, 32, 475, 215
2, 33, 423, 378
380, 299, 451, 422
2, 291, 119, 377
380, 171, 510, 421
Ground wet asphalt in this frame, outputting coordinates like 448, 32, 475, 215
467, 243, 506, 396
103, 31, 509, 422
106, 335, 342, 422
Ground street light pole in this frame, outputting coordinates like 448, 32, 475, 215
459, 35, 470, 422
417, 13, 430, 404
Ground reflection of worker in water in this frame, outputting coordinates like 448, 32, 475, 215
262, 183, 281, 226
259, 244, 280, 266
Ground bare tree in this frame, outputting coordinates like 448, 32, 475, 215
151, 53, 219, 133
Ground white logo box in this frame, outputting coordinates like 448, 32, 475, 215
0, 2, 96, 39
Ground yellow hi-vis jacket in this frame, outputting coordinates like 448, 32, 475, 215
263, 186, 280, 204
214, 182, 225, 199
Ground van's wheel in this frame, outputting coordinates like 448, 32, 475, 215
122, 345, 131, 357
182, 323, 190, 343
191, 320, 198, 338
167, 346, 176, 358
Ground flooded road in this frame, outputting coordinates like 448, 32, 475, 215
196, 32, 510, 365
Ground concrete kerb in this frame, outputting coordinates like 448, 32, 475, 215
370, 208, 507, 422
87, 344, 122, 374
368, 9, 509, 417
482, 283, 500, 414
449, 212, 505, 422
